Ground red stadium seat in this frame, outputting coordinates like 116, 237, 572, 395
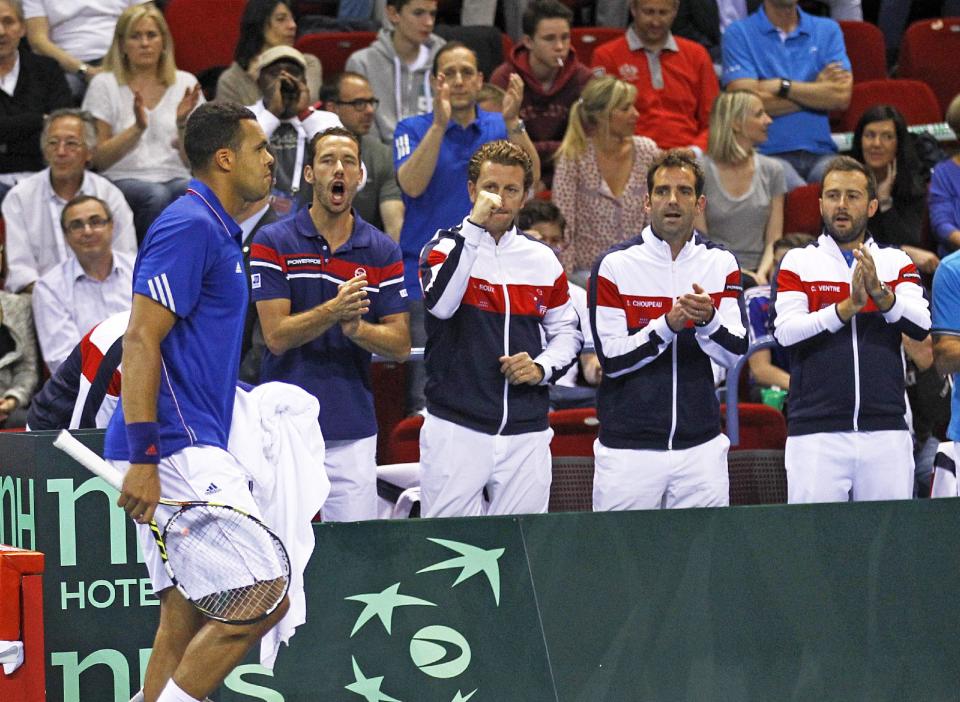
549, 408, 600, 457
295, 31, 378, 81
164, 0, 245, 78
387, 414, 424, 464
782, 183, 822, 237
721, 403, 787, 450
571, 27, 621, 66
897, 17, 960, 116
371, 362, 407, 463
836, 79, 942, 132
838, 20, 887, 83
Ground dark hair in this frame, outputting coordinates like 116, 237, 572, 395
820, 155, 878, 202
332, 71, 370, 100
773, 232, 815, 254
432, 41, 476, 77
61, 195, 111, 232
468, 140, 534, 191
522, 0, 573, 38
234, 0, 293, 70
646, 148, 705, 197
183, 102, 257, 172
850, 104, 925, 204
307, 126, 362, 165
518, 199, 565, 233
386, 0, 420, 9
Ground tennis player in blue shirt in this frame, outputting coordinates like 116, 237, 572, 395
103, 102, 281, 702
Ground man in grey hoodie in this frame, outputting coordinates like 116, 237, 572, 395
345, 0, 446, 146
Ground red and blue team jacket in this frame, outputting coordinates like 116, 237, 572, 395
771, 234, 930, 436
589, 228, 747, 450
420, 218, 583, 435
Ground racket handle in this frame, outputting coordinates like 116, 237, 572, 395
53, 430, 125, 492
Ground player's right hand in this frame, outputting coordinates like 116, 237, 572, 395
118, 464, 161, 524
330, 275, 369, 321
469, 191, 502, 229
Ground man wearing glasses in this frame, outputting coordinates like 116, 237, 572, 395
31, 194, 133, 372
2, 108, 135, 293
326, 72, 404, 241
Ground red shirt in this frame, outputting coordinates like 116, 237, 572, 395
592, 29, 718, 151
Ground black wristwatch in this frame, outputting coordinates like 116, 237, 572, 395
777, 78, 792, 99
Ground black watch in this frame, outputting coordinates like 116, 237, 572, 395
777, 78, 792, 99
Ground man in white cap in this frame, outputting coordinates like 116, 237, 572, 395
247, 45, 342, 216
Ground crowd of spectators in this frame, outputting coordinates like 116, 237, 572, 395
1, 0, 959, 513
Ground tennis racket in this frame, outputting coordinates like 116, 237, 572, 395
53, 430, 290, 625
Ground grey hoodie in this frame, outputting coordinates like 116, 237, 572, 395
345, 28, 446, 146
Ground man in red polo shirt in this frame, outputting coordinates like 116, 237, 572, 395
591, 0, 718, 153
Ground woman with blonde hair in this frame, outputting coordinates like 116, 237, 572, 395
697, 89, 786, 285
552, 74, 660, 284
82, 3, 203, 242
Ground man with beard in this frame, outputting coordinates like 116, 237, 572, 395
771, 156, 930, 503
250, 127, 410, 522
588, 149, 746, 511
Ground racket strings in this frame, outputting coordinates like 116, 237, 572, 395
164, 505, 290, 622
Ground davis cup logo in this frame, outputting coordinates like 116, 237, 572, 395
343, 538, 504, 701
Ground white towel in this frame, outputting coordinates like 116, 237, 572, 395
0, 640, 23, 674
228, 382, 329, 669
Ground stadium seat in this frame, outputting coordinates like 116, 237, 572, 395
387, 414, 424, 464
836, 79, 942, 132
371, 362, 407, 463
434, 25, 509, 78
164, 0, 245, 78
570, 27, 621, 66
295, 31, 378, 81
897, 17, 960, 115
838, 20, 887, 82
549, 407, 600, 457
549, 456, 594, 512
721, 403, 787, 450
782, 183, 822, 237
728, 449, 787, 505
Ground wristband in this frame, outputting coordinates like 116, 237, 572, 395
127, 422, 161, 464
297, 101, 321, 122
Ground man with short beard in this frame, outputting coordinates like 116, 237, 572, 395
250, 127, 410, 522
771, 156, 930, 503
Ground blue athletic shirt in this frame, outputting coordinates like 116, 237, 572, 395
722, 6, 850, 156
394, 108, 508, 299
103, 180, 248, 460
249, 207, 408, 441
932, 251, 960, 441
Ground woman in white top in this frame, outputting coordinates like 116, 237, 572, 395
697, 90, 786, 286
82, 3, 202, 243
552, 75, 661, 286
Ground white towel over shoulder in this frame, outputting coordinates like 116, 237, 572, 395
228, 382, 329, 669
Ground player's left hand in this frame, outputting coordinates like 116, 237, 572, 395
175, 84, 202, 129
677, 283, 715, 325
853, 245, 883, 298
502, 73, 524, 125
499, 352, 544, 385
340, 313, 361, 338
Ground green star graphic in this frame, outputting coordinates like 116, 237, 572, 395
344, 656, 402, 702
345, 582, 436, 636
417, 538, 505, 605
451, 690, 478, 702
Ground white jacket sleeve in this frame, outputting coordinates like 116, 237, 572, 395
420, 218, 484, 320
534, 270, 584, 383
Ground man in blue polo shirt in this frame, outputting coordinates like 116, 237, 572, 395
394, 41, 540, 412
722, 0, 852, 188
103, 103, 282, 702
251, 127, 410, 522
